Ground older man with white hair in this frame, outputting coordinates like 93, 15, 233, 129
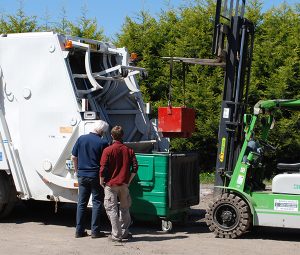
72, 120, 109, 238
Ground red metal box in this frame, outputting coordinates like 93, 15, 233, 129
158, 106, 196, 138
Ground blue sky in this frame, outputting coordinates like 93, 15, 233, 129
0, 0, 298, 39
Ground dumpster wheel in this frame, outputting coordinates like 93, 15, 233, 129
205, 192, 251, 238
161, 220, 173, 233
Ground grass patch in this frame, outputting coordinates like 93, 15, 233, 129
263, 179, 272, 186
200, 172, 215, 184
199, 172, 273, 186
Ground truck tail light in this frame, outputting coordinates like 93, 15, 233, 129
65, 40, 73, 49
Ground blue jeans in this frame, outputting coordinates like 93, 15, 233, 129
76, 176, 102, 234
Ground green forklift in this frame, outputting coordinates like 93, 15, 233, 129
199, 0, 300, 238
206, 99, 300, 238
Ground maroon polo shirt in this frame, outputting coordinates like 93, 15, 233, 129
100, 141, 138, 186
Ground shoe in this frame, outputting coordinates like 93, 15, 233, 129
108, 235, 122, 243
91, 232, 106, 239
75, 231, 88, 238
122, 233, 133, 241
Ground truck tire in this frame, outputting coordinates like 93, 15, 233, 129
205, 193, 251, 238
0, 172, 16, 218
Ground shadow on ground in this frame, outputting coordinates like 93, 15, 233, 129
3, 201, 300, 242
1, 201, 79, 228
0, 201, 211, 236
241, 227, 300, 242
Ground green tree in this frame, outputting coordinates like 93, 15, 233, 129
117, 1, 223, 170
68, 5, 106, 40
250, 3, 299, 102
52, 7, 70, 35
117, 0, 300, 172
39, 7, 52, 31
248, 2, 300, 175
245, 0, 264, 27
0, 1, 37, 33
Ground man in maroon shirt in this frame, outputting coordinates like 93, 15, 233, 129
100, 125, 138, 242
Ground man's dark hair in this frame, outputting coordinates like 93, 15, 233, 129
111, 126, 124, 141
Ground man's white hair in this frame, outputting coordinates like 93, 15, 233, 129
93, 120, 109, 135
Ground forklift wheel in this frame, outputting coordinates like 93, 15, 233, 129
205, 193, 251, 238
161, 220, 173, 233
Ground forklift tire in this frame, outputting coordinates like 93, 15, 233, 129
205, 193, 251, 238
0, 172, 16, 219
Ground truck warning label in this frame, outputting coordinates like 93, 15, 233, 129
60, 127, 73, 133
274, 199, 298, 212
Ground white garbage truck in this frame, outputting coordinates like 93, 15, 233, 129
0, 32, 199, 229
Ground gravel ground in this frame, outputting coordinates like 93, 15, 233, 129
1, 184, 300, 255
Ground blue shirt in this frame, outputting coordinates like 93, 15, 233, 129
72, 132, 108, 178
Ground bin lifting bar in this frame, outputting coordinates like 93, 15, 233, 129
71, 40, 103, 93
70, 40, 147, 95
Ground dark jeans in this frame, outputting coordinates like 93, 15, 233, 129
76, 176, 102, 234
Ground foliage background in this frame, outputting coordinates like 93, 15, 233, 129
0, 0, 299, 175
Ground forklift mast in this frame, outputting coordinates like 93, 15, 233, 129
213, 0, 254, 192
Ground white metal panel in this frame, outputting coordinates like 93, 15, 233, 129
272, 174, 300, 195
255, 212, 300, 228
0, 33, 81, 200
0, 134, 10, 172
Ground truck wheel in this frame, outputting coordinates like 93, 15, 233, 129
0, 199, 15, 218
0, 172, 16, 218
161, 220, 173, 233
205, 193, 251, 238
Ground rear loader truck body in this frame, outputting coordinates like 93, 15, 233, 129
0, 32, 199, 231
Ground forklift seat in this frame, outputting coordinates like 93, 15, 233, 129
277, 163, 300, 172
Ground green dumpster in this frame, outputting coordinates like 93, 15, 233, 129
130, 152, 199, 232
